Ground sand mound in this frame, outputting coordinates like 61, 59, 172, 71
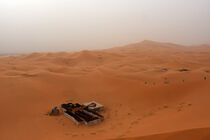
113, 127, 210, 140
0, 41, 210, 140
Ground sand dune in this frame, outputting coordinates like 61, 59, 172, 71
113, 127, 210, 140
0, 40, 210, 140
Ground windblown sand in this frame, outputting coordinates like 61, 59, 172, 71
0, 40, 210, 140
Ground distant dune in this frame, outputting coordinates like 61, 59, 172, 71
0, 40, 210, 140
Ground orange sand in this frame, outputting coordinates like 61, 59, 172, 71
0, 40, 210, 140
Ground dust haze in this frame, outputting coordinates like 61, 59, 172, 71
1, 1, 210, 140
0, 0, 210, 53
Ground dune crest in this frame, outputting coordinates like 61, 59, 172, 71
113, 127, 210, 140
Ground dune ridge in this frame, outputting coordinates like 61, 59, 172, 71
112, 127, 210, 140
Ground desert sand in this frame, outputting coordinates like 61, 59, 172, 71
0, 40, 210, 140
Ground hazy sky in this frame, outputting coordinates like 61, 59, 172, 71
0, 0, 210, 53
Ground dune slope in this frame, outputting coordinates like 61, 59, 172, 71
113, 127, 210, 140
